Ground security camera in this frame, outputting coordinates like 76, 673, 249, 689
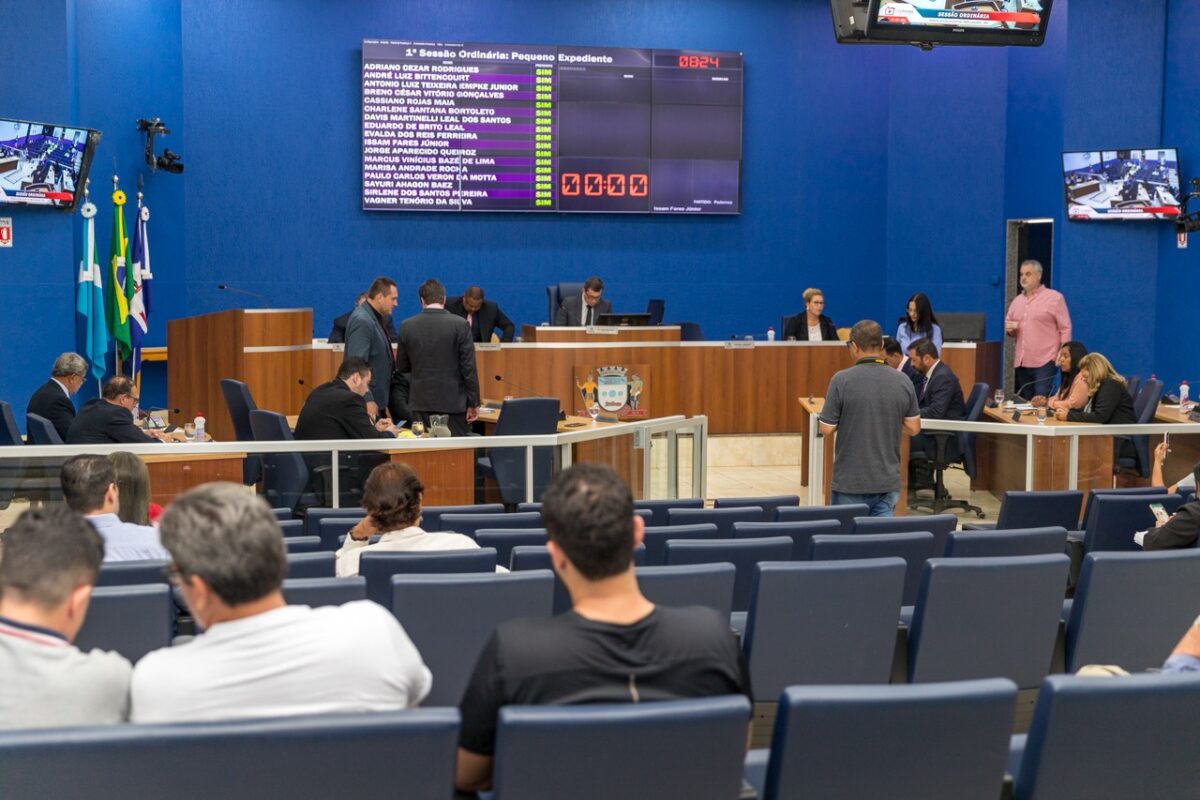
138, 117, 183, 174
156, 149, 184, 174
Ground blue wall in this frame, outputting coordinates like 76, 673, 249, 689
0, 0, 1193, 426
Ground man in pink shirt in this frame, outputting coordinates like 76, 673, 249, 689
1005, 259, 1072, 400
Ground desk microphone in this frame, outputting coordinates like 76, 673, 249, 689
494, 375, 566, 419
1003, 378, 1058, 405
217, 283, 270, 309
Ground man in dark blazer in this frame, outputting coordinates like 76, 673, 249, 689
446, 286, 515, 342
555, 275, 612, 327
27, 352, 88, 441
66, 377, 163, 444
907, 338, 966, 462
343, 277, 398, 420
396, 278, 481, 437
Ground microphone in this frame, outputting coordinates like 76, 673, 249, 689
1002, 377, 1058, 405
217, 283, 270, 309
494, 374, 541, 397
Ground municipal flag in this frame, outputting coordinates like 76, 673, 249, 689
127, 200, 153, 383
75, 200, 108, 381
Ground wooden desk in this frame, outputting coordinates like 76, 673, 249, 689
799, 397, 910, 515
521, 324, 681, 343
142, 452, 247, 508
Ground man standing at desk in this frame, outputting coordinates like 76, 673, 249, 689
446, 286, 515, 343
344, 277, 399, 421
1005, 259, 1072, 400
396, 279, 480, 437
819, 321, 921, 517
555, 276, 611, 327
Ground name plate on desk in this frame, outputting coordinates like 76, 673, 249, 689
585, 326, 620, 335
475, 342, 501, 352
723, 340, 755, 350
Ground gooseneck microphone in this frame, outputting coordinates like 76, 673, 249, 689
494, 374, 542, 397
217, 283, 270, 309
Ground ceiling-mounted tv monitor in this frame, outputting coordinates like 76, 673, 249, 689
1063, 149, 1182, 221
0, 117, 101, 211
865, 0, 1054, 48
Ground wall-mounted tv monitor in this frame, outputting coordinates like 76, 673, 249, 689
362, 40, 743, 214
0, 117, 101, 211
1062, 149, 1181, 221
865, 0, 1053, 47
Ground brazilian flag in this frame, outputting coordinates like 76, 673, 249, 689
104, 187, 133, 361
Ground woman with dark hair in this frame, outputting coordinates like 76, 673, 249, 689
109, 451, 163, 525
334, 462, 481, 577
1031, 341, 1089, 411
895, 292, 943, 352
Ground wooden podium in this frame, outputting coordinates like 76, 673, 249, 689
167, 309, 313, 442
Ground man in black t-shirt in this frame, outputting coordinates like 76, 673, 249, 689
455, 463, 751, 793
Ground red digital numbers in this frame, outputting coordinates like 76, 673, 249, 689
677, 55, 719, 69
560, 172, 649, 199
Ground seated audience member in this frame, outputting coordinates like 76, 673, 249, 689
555, 276, 611, 327
109, 451, 163, 525
60, 454, 169, 561
1152, 441, 1199, 494
1031, 341, 1089, 411
1136, 484, 1200, 550
26, 351, 88, 441
446, 285, 516, 343
1162, 615, 1200, 673
895, 292, 943, 352
1053, 355, 1136, 459
335, 462, 480, 577
66, 376, 164, 444
131, 482, 431, 723
454, 463, 750, 793
0, 506, 132, 728
783, 287, 837, 341
883, 336, 922, 394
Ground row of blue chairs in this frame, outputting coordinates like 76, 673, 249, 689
4, 673, 1199, 799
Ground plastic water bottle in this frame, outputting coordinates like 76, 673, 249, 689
766, 325, 776, 342
1181, 381, 1190, 411
194, 412, 206, 442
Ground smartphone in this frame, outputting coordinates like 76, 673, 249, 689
1164, 432, 1171, 453
1150, 502, 1170, 525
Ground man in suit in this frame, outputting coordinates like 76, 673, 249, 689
27, 352, 88, 441
396, 278, 480, 437
555, 276, 612, 327
327, 293, 368, 343
66, 377, 164, 445
344, 277, 399, 421
907, 338, 966, 466
446, 286, 515, 343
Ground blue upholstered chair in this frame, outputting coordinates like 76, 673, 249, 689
1081, 493, 1182, 553
249, 409, 319, 513
809, 532, 936, 606
420, 503, 506, 532
284, 536, 322, 553
477, 397, 560, 506
491, 696, 751, 800
510, 545, 647, 613
439, 511, 542, 540
475, 529, 548, 567
1116, 376, 1162, 477
285, 551, 336, 579
666, 506, 764, 538
74, 585, 174, 663
944, 526, 1068, 558
641, 523, 718, 566
908, 381, 988, 518
391, 570, 554, 705
674, 322, 705, 341
635, 563, 736, 619
0, 710, 461, 799
24, 413, 62, 444
95, 559, 170, 587
271, 507, 294, 521
962, 490, 1083, 532
743, 559, 906, 698
220, 378, 262, 485
545, 281, 584, 323
302, 507, 364, 539
645, 298, 665, 326
282, 576, 367, 607
1079, 486, 1169, 531
733, 520, 840, 559
852, 513, 958, 561
359, 548, 497, 606
277, 519, 303, 538
664, 536, 793, 612
633, 497, 704, 527
775, 503, 869, 532
713, 495, 799, 521
315, 517, 363, 551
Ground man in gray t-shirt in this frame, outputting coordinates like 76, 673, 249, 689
819, 320, 921, 517
0, 507, 132, 729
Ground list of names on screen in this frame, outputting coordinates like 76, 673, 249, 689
362, 40, 743, 214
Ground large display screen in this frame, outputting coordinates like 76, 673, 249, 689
362, 40, 743, 214
0, 117, 101, 211
867, 0, 1052, 47
1062, 149, 1182, 221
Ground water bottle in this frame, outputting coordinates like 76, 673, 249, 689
194, 412, 206, 442
1181, 380, 1190, 411
766, 325, 776, 342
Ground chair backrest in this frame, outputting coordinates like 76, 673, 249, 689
74, 585, 174, 663
491, 696, 751, 800
285, 551, 336, 579
944, 527, 1068, 558
763, 679, 1017, 800
440, 511, 543, 540
907, 555, 1070, 687
421, 503, 506, 532
809, 532, 936, 605
1079, 486, 1168, 530
1066, 549, 1200, 672
673, 321, 705, 341
284, 535, 323, 553
219, 378, 259, 440
851, 514, 958, 560
475, 529, 549, 568
995, 490, 1084, 531
516, 502, 542, 514
1082, 493, 1182, 553
488, 398, 561, 504
644, 298, 665, 326
282, 576, 367, 607
392, 571, 555, 706
958, 382, 989, 478
359, 548, 497, 605
302, 507, 365, 539
635, 564, 736, 619
24, 413, 62, 445
1124, 374, 1141, 406
94, 559, 170, 587
546, 281, 584, 323
666, 506, 764, 538
1133, 376, 1163, 420
775, 503, 869, 533
0, 709, 461, 799
0, 401, 22, 445
664, 536, 793, 612
278, 519, 304, 537
271, 507, 294, 520
1014, 673, 1200, 800
744, 559, 906, 698
641, 523, 718, 566
249, 409, 308, 511
713, 495, 799, 521
733, 520, 839, 559
510, 545, 647, 613
632, 497, 704, 527
316, 517, 364, 551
